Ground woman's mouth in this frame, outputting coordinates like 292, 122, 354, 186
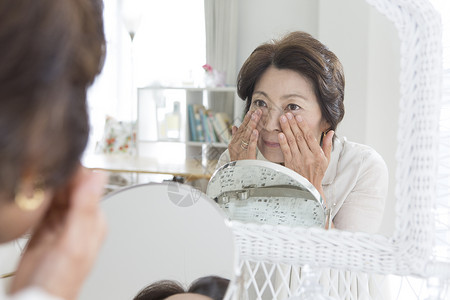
263, 140, 280, 148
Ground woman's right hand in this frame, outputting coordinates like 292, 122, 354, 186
228, 109, 261, 161
10, 167, 107, 300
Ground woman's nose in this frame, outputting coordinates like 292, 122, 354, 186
261, 108, 282, 132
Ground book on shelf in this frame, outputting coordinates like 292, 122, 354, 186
191, 104, 205, 142
207, 110, 221, 143
187, 104, 198, 142
214, 112, 232, 143
199, 107, 212, 143
187, 104, 231, 144
207, 111, 221, 143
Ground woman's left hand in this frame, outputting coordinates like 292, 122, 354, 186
278, 112, 334, 201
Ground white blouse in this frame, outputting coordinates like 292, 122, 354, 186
216, 136, 389, 233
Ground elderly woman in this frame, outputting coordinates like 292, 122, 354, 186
217, 31, 388, 233
0, 0, 107, 299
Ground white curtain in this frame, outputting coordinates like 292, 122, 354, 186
204, 0, 238, 86
204, 0, 240, 124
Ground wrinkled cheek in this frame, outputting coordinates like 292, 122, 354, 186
256, 119, 265, 132
305, 118, 324, 142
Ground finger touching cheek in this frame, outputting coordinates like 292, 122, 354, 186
278, 133, 292, 161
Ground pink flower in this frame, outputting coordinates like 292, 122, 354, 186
202, 64, 213, 73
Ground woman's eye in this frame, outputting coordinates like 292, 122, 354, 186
253, 99, 267, 107
286, 103, 301, 111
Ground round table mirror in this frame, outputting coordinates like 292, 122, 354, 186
206, 160, 327, 228
79, 182, 235, 300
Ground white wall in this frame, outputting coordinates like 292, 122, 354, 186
235, 0, 319, 118
318, 0, 370, 144
318, 0, 400, 236
365, 7, 400, 236
236, 0, 319, 70
236, 0, 400, 236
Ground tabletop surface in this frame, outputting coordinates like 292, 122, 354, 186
82, 153, 218, 180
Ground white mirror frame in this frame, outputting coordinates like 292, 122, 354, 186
227, 0, 443, 278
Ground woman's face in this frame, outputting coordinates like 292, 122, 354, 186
250, 66, 329, 163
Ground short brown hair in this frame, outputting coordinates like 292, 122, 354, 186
237, 31, 345, 133
0, 0, 105, 198
133, 276, 230, 300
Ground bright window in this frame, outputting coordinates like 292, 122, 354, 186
86, 0, 205, 155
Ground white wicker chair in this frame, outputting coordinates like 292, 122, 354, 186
221, 0, 449, 299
